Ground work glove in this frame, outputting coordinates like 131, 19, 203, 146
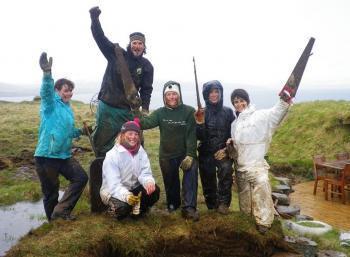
180, 156, 193, 171
194, 108, 205, 124
89, 6, 101, 20
214, 148, 227, 161
132, 108, 148, 118
108, 197, 120, 213
141, 108, 149, 116
127, 193, 141, 206
226, 140, 238, 160
39, 52, 53, 74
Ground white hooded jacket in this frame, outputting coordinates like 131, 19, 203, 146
100, 144, 155, 204
231, 99, 289, 172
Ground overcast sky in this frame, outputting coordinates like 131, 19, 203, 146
1, 0, 349, 90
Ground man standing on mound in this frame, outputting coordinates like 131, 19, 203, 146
89, 6, 154, 158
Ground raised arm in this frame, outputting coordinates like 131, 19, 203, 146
268, 99, 290, 130
39, 52, 55, 114
89, 6, 115, 60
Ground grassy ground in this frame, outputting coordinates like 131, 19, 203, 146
269, 100, 350, 180
1, 100, 350, 256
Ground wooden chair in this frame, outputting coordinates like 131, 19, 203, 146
335, 152, 350, 160
312, 155, 327, 195
324, 164, 350, 204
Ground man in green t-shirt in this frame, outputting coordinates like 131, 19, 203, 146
140, 81, 199, 221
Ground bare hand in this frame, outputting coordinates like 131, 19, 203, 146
144, 183, 155, 195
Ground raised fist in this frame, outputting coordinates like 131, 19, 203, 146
89, 6, 101, 19
39, 52, 53, 73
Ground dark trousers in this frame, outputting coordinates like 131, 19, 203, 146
159, 156, 198, 211
35, 157, 88, 220
92, 101, 132, 157
108, 184, 160, 220
199, 154, 233, 209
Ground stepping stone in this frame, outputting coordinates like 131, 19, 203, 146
340, 232, 350, 247
272, 185, 294, 195
295, 214, 314, 222
272, 192, 290, 206
274, 176, 292, 186
277, 205, 300, 218
284, 236, 318, 257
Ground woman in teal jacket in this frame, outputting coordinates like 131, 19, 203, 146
34, 52, 88, 221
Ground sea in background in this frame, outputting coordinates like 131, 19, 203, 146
0, 80, 350, 110
0, 88, 350, 110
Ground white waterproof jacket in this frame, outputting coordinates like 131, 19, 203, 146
100, 144, 155, 204
231, 99, 289, 172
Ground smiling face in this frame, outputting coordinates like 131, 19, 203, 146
56, 84, 73, 103
233, 97, 248, 113
209, 88, 220, 104
130, 40, 145, 57
123, 130, 140, 147
165, 91, 179, 108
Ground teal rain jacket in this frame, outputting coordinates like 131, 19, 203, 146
34, 74, 81, 159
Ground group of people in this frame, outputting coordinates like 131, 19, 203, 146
34, 6, 291, 234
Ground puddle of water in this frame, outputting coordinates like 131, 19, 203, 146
0, 200, 45, 256
0, 192, 63, 257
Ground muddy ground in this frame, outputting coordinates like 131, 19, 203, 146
0, 146, 92, 181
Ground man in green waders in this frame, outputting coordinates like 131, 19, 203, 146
89, 6, 154, 158
88, 6, 154, 213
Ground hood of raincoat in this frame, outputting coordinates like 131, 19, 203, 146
202, 80, 223, 110
162, 80, 183, 108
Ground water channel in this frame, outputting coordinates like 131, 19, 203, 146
0, 192, 63, 257
0, 200, 45, 256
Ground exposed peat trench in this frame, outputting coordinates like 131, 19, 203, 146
91, 222, 293, 257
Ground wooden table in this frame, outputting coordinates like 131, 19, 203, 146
316, 159, 350, 203
316, 159, 350, 171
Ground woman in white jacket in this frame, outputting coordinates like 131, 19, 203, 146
100, 118, 160, 220
228, 89, 290, 233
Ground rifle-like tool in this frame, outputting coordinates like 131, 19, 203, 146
114, 44, 142, 110
193, 57, 202, 109
279, 37, 315, 103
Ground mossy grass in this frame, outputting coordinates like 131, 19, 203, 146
1, 100, 350, 256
